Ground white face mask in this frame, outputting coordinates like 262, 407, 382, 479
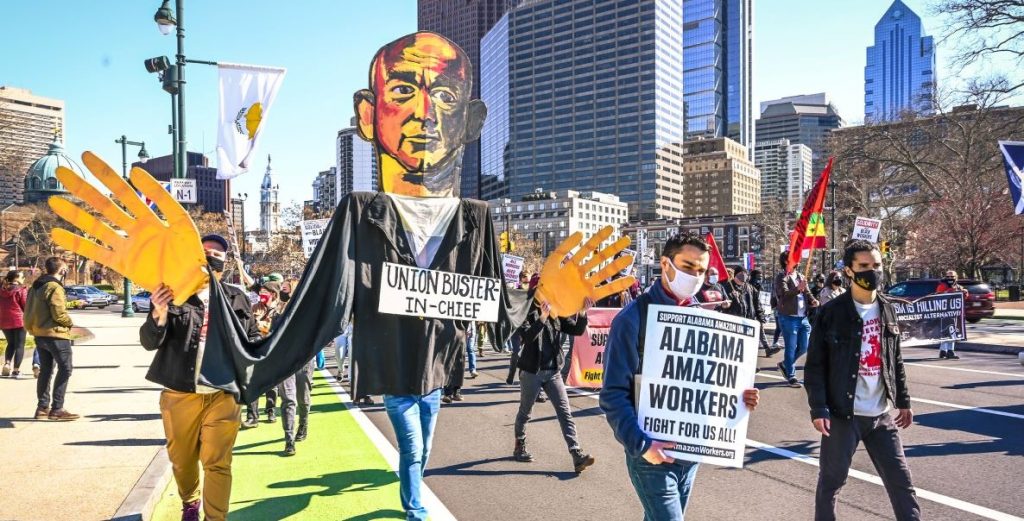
664, 262, 705, 299
707, 275, 719, 285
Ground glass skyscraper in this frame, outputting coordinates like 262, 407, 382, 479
480, 0, 688, 219
864, 0, 937, 122
756, 93, 844, 178
418, 0, 514, 199
682, 0, 753, 149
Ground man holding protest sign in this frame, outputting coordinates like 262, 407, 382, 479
600, 233, 759, 520
935, 270, 966, 360
805, 240, 920, 521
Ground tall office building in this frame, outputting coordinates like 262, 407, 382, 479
679, 137, 760, 217
481, 0, 689, 219
260, 156, 281, 234
336, 128, 378, 197
311, 167, 338, 214
132, 152, 230, 213
0, 87, 66, 206
418, 0, 514, 199
864, 0, 937, 122
753, 138, 812, 212
756, 93, 844, 178
682, 0, 754, 149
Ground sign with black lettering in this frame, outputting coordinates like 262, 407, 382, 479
300, 218, 329, 259
170, 178, 197, 204
891, 292, 966, 346
378, 262, 501, 322
502, 254, 524, 285
637, 305, 759, 468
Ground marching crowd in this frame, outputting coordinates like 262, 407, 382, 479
0, 233, 975, 521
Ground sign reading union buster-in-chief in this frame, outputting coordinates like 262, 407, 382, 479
378, 262, 502, 322
637, 305, 759, 468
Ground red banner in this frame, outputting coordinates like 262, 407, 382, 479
565, 308, 620, 388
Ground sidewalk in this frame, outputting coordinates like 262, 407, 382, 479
0, 309, 165, 521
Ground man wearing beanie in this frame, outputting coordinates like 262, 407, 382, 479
140, 234, 260, 521
242, 280, 285, 429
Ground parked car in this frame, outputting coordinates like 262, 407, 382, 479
131, 290, 152, 313
64, 286, 111, 309
886, 279, 994, 323
78, 285, 118, 306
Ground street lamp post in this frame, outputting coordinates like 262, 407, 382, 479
114, 136, 150, 317
154, 0, 186, 179
829, 178, 837, 269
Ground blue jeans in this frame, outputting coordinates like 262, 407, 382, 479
779, 314, 811, 378
383, 389, 442, 521
626, 453, 700, 521
466, 340, 477, 373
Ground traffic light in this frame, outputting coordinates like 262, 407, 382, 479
500, 231, 510, 253
880, 240, 890, 256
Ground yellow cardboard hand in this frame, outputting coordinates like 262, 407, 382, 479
534, 225, 636, 318
49, 152, 208, 306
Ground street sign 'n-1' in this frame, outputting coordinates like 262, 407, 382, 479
171, 179, 197, 204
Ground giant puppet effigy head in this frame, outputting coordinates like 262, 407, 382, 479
354, 32, 486, 197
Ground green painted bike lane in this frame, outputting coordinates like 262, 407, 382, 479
152, 372, 407, 520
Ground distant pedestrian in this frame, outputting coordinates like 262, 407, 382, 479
243, 281, 284, 428
749, 269, 780, 357
1, 270, 30, 379
935, 270, 966, 360
335, 322, 352, 381
24, 258, 78, 420
818, 271, 846, 307
774, 252, 818, 387
278, 355, 314, 456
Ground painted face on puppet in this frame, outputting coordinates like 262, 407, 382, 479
355, 32, 486, 197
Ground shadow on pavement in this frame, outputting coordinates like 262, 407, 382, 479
429, 456, 579, 480
65, 438, 166, 447
228, 469, 399, 520
85, 413, 162, 422
943, 379, 1024, 390
744, 440, 820, 466
346, 509, 406, 520
906, 408, 1024, 457
74, 386, 161, 394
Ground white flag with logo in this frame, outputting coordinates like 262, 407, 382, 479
216, 63, 286, 179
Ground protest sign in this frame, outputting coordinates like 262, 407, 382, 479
851, 217, 882, 243
300, 219, 330, 259
378, 262, 501, 322
891, 293, 966, 346
565, 308, 619, 388
637, 305, 759, 468
620, 248, 637, 276
502, 254, 525, 285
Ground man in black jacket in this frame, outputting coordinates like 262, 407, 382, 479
140, 234, 259, 521
804, 240, 919, 521
513, 294, 595, 473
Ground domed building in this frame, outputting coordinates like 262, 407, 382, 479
22, 133, 85, 204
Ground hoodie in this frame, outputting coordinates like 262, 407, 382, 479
0, 283, 27, 330
24, 275, 73, 339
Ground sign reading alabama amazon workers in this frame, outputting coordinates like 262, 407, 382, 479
378, 262, 501, 322
637, 305, 759, 468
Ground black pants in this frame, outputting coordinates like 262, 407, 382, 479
35, 337, 73, 410
3, 328, 27, 369
816, 414, 921, 521
246, 388, 278, 421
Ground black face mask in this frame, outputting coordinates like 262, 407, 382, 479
206, 256, 225, 273
280, 291, 291, 303
943, 277, 956, 284
851, 269, 882, 291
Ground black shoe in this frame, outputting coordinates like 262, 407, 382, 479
765, 346, 781, 357
788, 377, 802, 388
536, 393, 547, 403
442, 395, 453, 404
571, 449, 595, 473
452, 390, 464, 402
284, 441, 296, 456
514, 438, 534, 462
505, 375, 514, 385
357, 396, 374, 405
946, 351, 960, 360
241, 418, 259, 429
296, 422, 308, 442
776, 362, 788, 379
939, 350, 949, 359
267, 409, 277, 423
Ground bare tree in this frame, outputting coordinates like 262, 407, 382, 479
933, 0, 1024, 96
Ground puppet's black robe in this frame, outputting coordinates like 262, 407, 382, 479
198, 191, 531, 403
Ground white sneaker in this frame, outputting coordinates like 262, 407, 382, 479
1, 363, 10, 377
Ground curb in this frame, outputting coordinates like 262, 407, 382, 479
110, 447, 172, 521
953, 342, 1024, 355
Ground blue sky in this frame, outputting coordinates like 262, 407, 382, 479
0, 0, 974, 227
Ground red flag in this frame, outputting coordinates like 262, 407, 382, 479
704, 232, 729, 278
786, 157, 834, 273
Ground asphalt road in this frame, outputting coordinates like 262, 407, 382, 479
357, 344, 1024, 520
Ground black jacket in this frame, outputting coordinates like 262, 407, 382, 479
139, 282, 258, 393
721, 280, 756, 320
804, 291, 911, 420
516, 303, 588, 374
201, 192, 531, 402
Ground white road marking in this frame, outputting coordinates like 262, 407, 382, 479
904, 363, 1024, 379
321, 370, 457, 521
754, 372, 1024, 420
747, 440, 1024, 521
